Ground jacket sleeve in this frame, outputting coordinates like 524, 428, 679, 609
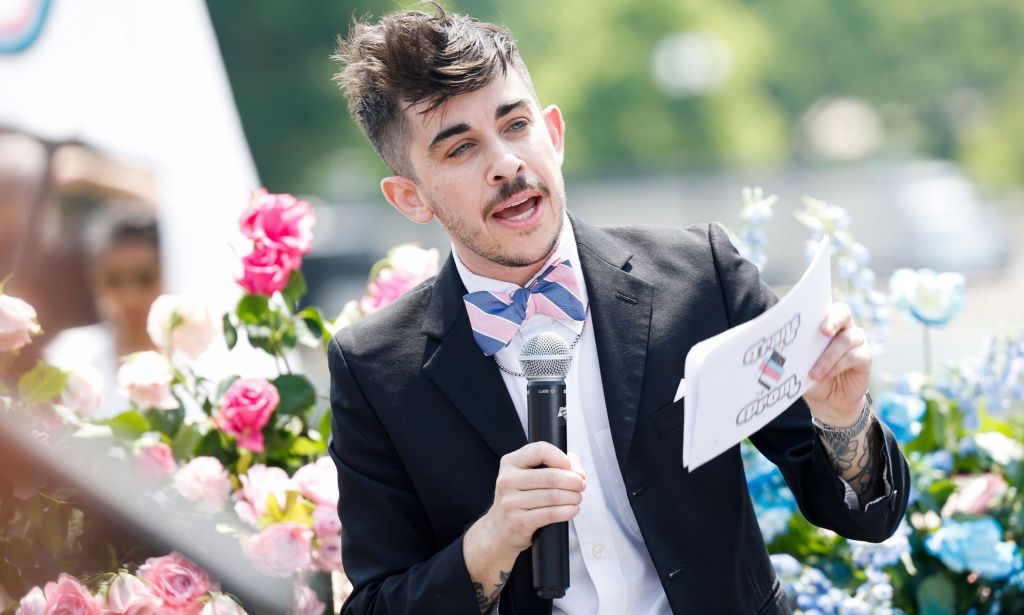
706, 222, 910, 542
327, 334, 482, 614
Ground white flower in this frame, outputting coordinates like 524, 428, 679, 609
60, 364, 104, 419
117, 351, 177, 410
147, 294, 218, 363
173, 456, 232, 512
974, 431, 1024, 466
329, 299, 363, 334
387, 244, 440, 281
889, 268, 966, 327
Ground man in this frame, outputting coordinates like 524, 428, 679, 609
327, 5, 909, 614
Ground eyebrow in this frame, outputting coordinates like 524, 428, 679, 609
427, 99, 532, 156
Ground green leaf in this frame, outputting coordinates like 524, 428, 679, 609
215, 375, 241, 400
17, 361, 68, 404
223, 313, 238, 350
197, 429, 226, 458
281, 268, 307, 313
290, 436, 326, 457
916, 574, 956, 615
298, 306, 330, 344
145, 407, 184, 438
172, 423, 203, 458
273, 374, 316, 417
279, 320, 298, 349
236, 294, 270, 325
318, 408, 332, 441
96, 410, 151, 440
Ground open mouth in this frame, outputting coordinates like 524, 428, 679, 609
492, 195, 541, 224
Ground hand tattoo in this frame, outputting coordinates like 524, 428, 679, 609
474, 570, 510, 613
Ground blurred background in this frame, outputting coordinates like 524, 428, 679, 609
3, 0, 1022, 398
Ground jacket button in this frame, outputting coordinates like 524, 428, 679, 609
631, 482, 649, 497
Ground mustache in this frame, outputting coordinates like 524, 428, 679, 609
484, 176, 549, 217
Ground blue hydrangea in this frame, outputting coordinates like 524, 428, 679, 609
848, 520, 912, 570
924, 517, 1022, 580
742, 442, 797, 542
874, 391, 926, 444
728, 187, 777, 272
771, 555, 897, 614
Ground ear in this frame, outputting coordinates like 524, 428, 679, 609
381, 175, 433, 224
542, 104, 566, 166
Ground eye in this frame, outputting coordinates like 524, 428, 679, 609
447, 142, 473, 158
508, 119, 529, 132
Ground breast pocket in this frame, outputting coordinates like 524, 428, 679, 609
651, 398, 685, 438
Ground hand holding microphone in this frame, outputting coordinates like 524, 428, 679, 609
463, 333, 582, 603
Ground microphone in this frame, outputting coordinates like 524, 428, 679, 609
519, 333, 572, 600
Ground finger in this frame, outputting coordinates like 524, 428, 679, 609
506, 467, 586, 492
810, 326, 865, 380
520, 504, 581, 530
821, 302, 853, 336
502, 441, 571, 471
510, 488, 584, 511
566, 452, 587, 481
821, 343, 872, 381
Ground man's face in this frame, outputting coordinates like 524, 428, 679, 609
393, 69, 567, 283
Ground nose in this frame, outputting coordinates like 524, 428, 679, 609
487, 145, 526, 186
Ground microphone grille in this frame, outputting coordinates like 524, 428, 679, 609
519, 333, 572, 380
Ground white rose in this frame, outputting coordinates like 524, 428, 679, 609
117, 351, 177, 410
173, 456, 232, 512
60, 364, 104, 419
147, 294, 217, 363
0, 293, 41, 352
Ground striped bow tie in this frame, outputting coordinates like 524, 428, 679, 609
463, 258, 586, 356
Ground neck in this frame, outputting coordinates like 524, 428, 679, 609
456, 250, 552, 287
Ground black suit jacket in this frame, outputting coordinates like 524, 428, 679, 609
328, 215, 910, 614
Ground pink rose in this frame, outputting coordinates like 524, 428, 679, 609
240, 522, 311, 577
289, 584, 325, 615
292, 457, 339, 507
358, 245, 439, 315
117, 351, 177, 410
240, 189, 315, 258
147, 295, 217, 363
135, 441, 176, 484
104, 572, 162, 615
0, 293, 42, 352
39, 574, 102, 615
236, 243, 299, 297
213, 378, 279, 453
311, 504, 341, 539
173, 457, 232, 513
60, 365, 104, 419
359, 269, 420, 315
234, 464, 293, 529
199, 594, 248, 615
313, 533, 343, 573
15, 586, 46, 615
952, 473, 1009, 515
137, 552, 213, 615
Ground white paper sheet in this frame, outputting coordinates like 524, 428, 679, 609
682, 237, 833, 471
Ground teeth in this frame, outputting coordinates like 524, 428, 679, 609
506, 201, 535, 222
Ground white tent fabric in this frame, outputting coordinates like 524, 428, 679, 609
0, 0, 286, 378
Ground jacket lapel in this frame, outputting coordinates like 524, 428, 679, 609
421, 254, 527, 459
572, 214, 654, 466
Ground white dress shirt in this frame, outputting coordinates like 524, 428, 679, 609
454, 215, 671, 615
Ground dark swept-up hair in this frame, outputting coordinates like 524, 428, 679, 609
332, 2, 535, 178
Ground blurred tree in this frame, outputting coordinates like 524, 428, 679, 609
207, 0, 1024, 197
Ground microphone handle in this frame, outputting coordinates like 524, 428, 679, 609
527, 378, 569, 599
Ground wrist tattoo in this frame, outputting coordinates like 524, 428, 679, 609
474, 569, 510, 613
819, 416, 883, 506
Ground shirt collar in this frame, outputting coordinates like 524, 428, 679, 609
453, 211, 588, 305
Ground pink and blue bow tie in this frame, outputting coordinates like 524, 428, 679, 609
464, 258, 586, 356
